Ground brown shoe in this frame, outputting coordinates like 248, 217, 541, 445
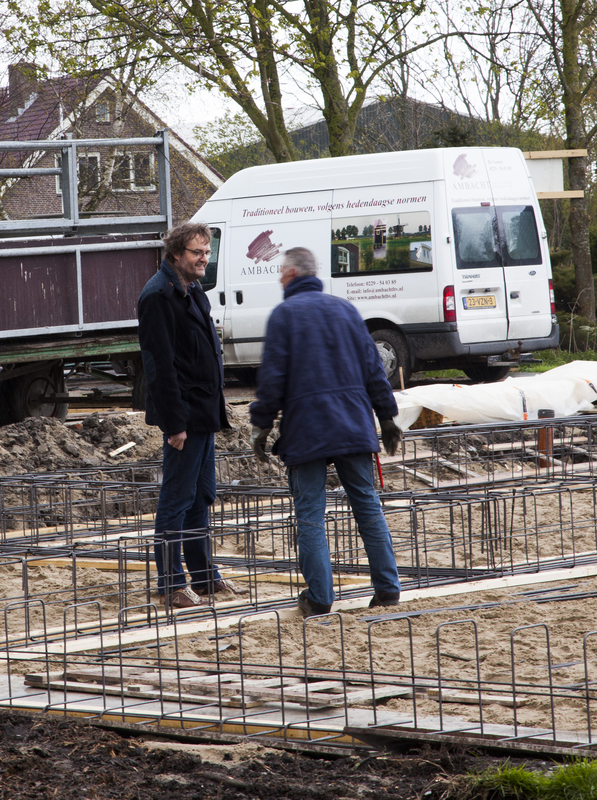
164, 587, 206, 608
197, 579, 247, 596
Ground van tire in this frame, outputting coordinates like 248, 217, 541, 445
370, 329, 411, 389
463, 363, 510, 383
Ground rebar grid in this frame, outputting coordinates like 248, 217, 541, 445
3, 479, 597, 637
1, 415, 597, 749
388, 414, 597, 489
2, 594, 597, 749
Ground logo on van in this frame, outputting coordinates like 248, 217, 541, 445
453, 154, 477, 179
246, 230, 283, 264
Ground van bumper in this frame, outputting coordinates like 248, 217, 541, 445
402, 322, 560, 361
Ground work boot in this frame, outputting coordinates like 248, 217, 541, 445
197, 579, 247, 596
161, 587, 206, 608
369, 590, 400, 608
297, 589, 332, 618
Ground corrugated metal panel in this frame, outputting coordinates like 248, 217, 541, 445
82, 246, 159, 324
1, 252, 79, 330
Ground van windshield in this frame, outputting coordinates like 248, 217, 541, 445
198, 227, 220, 291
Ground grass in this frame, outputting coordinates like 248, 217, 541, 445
439, 759, 597, 800
416, 349, 597, 380
518, 349, 597, 373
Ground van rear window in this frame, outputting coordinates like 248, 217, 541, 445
198, 227, 220, 291
452, 206, 542, 269
331, 210, 432, 276
499, 206, 541, 266
452, 210, 501, 269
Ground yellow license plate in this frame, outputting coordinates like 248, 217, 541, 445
463, 295, 496, 309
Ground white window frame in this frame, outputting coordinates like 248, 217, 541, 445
95, 101, 110, 123
131, 151, 156, 192
78, 151, 101, 194
111, 152, 133, 192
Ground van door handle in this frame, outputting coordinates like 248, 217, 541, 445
236, 291, 243, 304
219, 292, 225, 305
510, 291, 520, 299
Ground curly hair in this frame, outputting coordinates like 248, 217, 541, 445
162, 222, 212, 263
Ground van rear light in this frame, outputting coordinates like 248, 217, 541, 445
548, 279, 556, 314
443, 285, 456, 322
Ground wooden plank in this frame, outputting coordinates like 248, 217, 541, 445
427, 687, 529, 707
523, 149, 588, 159
24, 678, 264, 708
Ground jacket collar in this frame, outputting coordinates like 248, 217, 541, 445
283, 274, 323, 300
160, 258, 203, 296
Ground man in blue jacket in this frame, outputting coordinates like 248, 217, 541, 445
138, 222, 230, 608
250, 247, 402, 617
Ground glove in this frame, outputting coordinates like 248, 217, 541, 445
250, 425, 272, 463
379, 419, 402, 456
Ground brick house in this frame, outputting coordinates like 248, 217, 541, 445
0, 62, 224, 225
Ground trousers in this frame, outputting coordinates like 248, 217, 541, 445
288, 452, 400, 607
154, 432, 221, 595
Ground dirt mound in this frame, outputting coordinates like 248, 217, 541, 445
0, 416, 106, 474
0, 404, 257, 476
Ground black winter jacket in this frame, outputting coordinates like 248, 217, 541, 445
137, 259, 229, 437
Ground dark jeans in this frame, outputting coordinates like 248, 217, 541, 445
288, 453, 401, 607
154, 432, 221, 595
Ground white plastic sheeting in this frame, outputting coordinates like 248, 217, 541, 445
394, 361, 597, 430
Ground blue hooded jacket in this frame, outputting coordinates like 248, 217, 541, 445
250, 275, 398, 466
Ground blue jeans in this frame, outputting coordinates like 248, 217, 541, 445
154, 432, 221, 595
288, 453, 400, 608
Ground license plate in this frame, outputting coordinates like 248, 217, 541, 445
463, 295, 496, 309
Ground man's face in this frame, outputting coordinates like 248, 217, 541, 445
172, 235, 211, 285
280, 259, 297, 289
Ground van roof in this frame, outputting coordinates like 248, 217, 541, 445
209, 147, 523, 200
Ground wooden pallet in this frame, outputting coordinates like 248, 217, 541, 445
25, 666, 412, 709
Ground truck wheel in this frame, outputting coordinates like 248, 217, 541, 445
0, 367, 68, 425
463, 363, 510, 383
370, 329, 411, 389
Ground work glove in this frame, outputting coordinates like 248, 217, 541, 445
250, 425, 272, 463
379, 419, 402, 457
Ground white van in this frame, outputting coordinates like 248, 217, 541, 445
191, 147, 558, 387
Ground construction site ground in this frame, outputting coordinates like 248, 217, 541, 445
0, 707, 548, 800
1, 384, 597, 797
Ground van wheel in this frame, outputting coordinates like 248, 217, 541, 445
370, 329, 411, 389
463, 363, 510, 383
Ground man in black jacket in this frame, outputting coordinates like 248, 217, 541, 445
138, 222, 230, 608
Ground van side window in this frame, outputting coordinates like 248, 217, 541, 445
331, 210, 432, 276
198, 227, 220, 292
499, 206, 541, 266
452, 209, 501, 269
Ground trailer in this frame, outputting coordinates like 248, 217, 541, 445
0, 132, 171, 424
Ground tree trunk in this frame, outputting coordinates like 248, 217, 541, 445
560, 0, 595, 321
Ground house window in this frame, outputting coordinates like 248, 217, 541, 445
111, 152, 156, 191
112, 154, 132, 190
78, 153, 100, 194
96, 102, 110, 123
132, 153, 155, 190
